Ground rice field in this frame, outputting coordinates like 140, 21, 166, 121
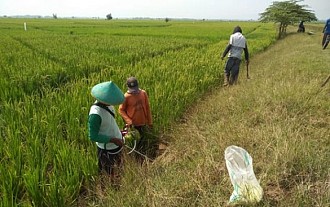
0, 18, 277, 206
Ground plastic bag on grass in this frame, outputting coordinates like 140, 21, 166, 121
225, 145, 263, 204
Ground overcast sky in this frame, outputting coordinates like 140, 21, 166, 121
0, 0, 328, 20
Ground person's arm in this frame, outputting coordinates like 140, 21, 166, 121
88, 114, 123, 146
221, 44, 232, 60
144, 92, 153, 127
323, 21, 328, 33
118, 100, 133, 126
88, 114, 110, 143
244, 43, 249, 63
110, 137, 123, 147
244, 43, 250, 79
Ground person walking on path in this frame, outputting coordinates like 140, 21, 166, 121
322, 18, 330, 49
119, 77, 153, 159
297, 21, 305, 33
88, 81, 125, 183
221, 26, 249, 86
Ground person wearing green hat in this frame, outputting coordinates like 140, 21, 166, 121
88, 81, 125, 179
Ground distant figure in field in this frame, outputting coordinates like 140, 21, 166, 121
119, 77, 153, 160
221, 26, 249, 86
297, 21, 305, 33
88, 81, 125, 184
322, 18, 330, 49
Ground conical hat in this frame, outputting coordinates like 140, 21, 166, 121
91, 81, 124, 105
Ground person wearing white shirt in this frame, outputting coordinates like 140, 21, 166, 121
221, 26, 249, 86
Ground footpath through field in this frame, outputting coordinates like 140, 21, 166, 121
156, 28, 330, 206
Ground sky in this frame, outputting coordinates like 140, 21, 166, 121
0, 0, 328, 21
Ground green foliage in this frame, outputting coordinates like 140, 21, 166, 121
124, 127, 141, 148
259, 0, 317, 38
106, 13, 112, 20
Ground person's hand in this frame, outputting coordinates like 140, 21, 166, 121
125, 123, 133, 130
111, 138, 123, 147
246, 60, 249, 65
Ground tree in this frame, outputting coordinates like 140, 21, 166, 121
259, 0, 317, 39
106, 13, 112, 20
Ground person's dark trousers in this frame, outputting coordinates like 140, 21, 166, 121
224, 57, 241, 85
134, 125, 148, 153
97, 147, 122, 175
322, 33, 329, 46
134, 125, 156, 160
322, 34, 330, 49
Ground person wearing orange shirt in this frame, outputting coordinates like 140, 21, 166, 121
119, 77, 153, 158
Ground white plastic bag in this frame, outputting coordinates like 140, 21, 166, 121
225, 145, 263, 204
